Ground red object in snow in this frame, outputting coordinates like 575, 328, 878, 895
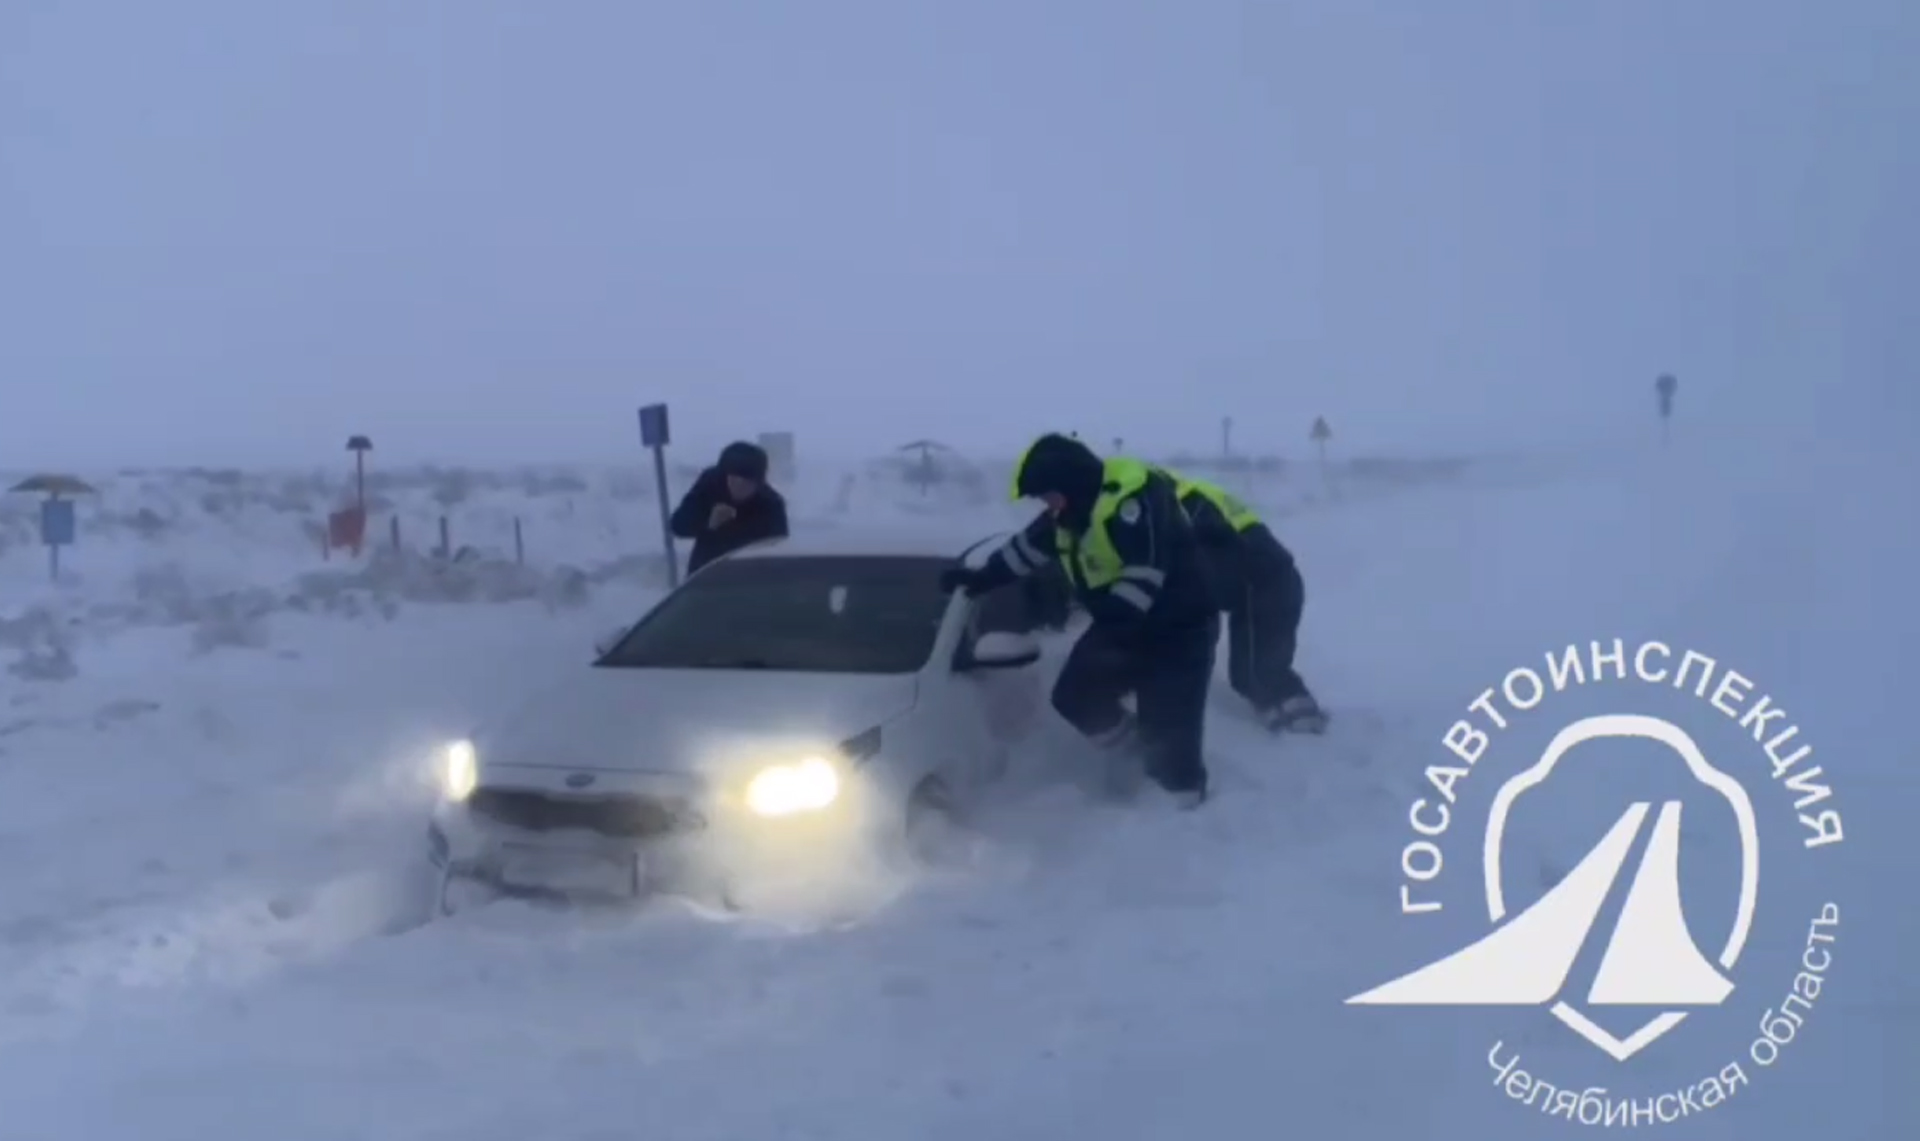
328, 506, 367, 555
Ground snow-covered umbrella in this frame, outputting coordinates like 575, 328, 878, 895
894, 440, 955, 494
7, 473, 97, 496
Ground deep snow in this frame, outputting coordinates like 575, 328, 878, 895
0, 444, 1906, 1140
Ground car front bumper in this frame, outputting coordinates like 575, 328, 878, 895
427, 777, 883, 901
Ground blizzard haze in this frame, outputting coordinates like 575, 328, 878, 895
3, 1, 1913, 467
0, 7, 1915, 1134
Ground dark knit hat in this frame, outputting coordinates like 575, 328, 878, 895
717, 441, 769, 482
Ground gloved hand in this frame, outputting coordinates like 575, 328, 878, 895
939, 566, 989, 596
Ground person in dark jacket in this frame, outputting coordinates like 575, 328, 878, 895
1159, 467, 1326, 734
669, 441, 789, 576
941, 434, 1219, 806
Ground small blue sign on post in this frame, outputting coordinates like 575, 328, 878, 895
41, 498, 76, 580
639, 403, 671, 448
7, 474, 95, 581
41, 499, 75, 546
638, 402, 679, 587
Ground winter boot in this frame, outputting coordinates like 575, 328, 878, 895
1263, 695, 1328, 735
1089, 715, 1145, 799
1143, 745, 1209, 809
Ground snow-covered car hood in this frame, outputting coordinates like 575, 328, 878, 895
475, 667, 918, 777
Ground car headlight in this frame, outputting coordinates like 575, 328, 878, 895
743, 756, 841, 817
443, 739, 479, 802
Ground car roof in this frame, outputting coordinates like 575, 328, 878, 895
725, 526, 1010, 569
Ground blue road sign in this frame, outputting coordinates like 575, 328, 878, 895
636, 402, 679, 586
40, 499, 75, 546
639, 403, 671, 448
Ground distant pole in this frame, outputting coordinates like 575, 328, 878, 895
1655, 374, 1678, 447
346, 435, 373, 514
343, 436, 374, 555
639, 403, 679, 587
1309, 416, 1333, 477
1221, 416, 1233, 458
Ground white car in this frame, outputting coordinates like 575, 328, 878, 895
424, 527, 1047, 915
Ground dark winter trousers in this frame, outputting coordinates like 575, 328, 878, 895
1050, 617, 1219, 794
1225, 540, 1312, 713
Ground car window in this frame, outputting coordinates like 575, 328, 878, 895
969, 581, 1027, 638
599, 555, 955, 674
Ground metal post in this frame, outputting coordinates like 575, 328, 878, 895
42, 493, 65, 581
651, 444, 678, 587
637, 403, 677, 586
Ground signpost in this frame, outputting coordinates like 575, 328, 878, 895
40, 498, 75, 580
1221, 416, 1234, 458
330, 434, 374, 556
1655, 374, 1678, 444
346, 435, 373, 512
1310, 415, 1333, 468
7, 474, 95, 581
639, 403, 678, 587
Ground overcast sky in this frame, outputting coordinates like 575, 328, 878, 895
2, 1, 1913, 468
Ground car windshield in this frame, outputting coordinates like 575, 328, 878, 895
599, 554, 955, 674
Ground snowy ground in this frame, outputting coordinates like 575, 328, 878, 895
0, 445, 1907, 1140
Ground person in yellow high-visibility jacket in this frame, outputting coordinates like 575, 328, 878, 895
941, 434, 1220, 806
1158, 467, 1326, 734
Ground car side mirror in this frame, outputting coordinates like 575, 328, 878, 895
958, 631, 1041, 672
593, 623, 631, 657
